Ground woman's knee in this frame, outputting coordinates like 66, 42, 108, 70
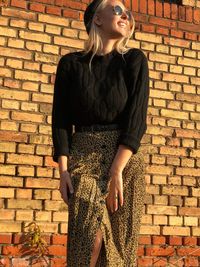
93, 228, 103, 252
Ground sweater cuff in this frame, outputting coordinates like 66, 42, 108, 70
117, 133, 140, 154
52, 149, 70, 163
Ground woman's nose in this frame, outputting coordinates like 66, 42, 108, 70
121, 11, 129, 20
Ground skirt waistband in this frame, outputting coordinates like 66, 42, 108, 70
75, 123, 121, 132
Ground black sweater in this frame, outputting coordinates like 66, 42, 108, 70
51, 48, 150, 163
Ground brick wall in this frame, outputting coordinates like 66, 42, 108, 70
0, 0, 200, 266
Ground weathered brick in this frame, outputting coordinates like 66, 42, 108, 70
15, 70, 48, 83
34, 189, 51, 199
0, 222, 21, 233
0, 210, 15, 220
0, 88, 29, 101
0, 188, 15, 198
7, 154, 42, 165
26, 178, 58, 188
44, 200, 67, 211
0, 142, 16, 152
7, 199, 42, 210
0, 47, 32, 60
163, 226, 190, 236
16, 189, 32, 199
17, 144, 35, 154
0, 176, 23, 187
0, 26, 17, 37
35, 211, 51, 221
17, 166, 34, 177
8, 38, 24, 48
16, 210, 33, 221
148, 205, 177, 215
1, 121, 19, 131
19, 30, 51, 43
38, 14, 69, 26
54, 36, 84, 49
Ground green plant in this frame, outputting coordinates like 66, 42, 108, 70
18, 221, 49, 265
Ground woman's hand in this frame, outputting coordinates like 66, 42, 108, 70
59, 170, 74, 205
106, 170, 124, 214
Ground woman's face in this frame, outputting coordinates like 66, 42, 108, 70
94, 0, 133, 38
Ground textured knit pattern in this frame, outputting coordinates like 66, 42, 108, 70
67, 129, 146, 267
51, 48, 150, 163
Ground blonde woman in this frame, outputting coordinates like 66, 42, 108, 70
51, 0, 150, 266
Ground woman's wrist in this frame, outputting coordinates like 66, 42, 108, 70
109, 166, 123, 177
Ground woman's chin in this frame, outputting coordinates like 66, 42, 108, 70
110, 29, 127, 39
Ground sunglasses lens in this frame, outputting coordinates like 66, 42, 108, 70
114, 5, 122, 15
126, 11, 132, 21
113, 5, 132, 21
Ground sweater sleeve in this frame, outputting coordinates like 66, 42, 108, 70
51, 55, 73, 163
118, 51, 150, 153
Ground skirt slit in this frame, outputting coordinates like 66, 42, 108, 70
66, 129, 146, 267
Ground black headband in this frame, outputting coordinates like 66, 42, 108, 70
84, 0, 103, 35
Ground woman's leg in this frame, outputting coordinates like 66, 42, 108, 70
89, 228, 103, 267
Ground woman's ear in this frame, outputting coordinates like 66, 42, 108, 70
93, 13, 103, 27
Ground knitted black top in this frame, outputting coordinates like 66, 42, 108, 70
51, 48, 150, 163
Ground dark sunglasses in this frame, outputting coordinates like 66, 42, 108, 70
112, 5, 133, 21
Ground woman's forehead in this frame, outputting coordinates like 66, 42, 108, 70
106, 0, 126, 9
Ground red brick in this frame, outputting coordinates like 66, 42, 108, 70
138, 235, 151, 245
148, 0, 155, 16
177, 247, 200, 256
142, 24, 155, 33
52, 234, 67, 245
155, 1, 162, 17
178, 21, 200, 33
194, 9, 200, 25
168, 236, 182, 246
29, 3, 45, 12
149, 17, 176, 28
50, 258, 66, 267
46, 6, 61, 15
171, 3, 178, 20
171, 29, 184, 38
0, 234, 12, 244
132, 0, 139, 12
33, 0, 54, 4
185, 6, 193, 23
138, 258, 153, 266
185, 32, 198, 41
139, 0, 147, 14
179, 6, 186, 21
48, 245, 66, 256
152, 236, 166, 245
2, 245, 22, 256
146, 246, 175, 256
63, 9, 79, 19
156, 27, 169, 36
163, 3, 170, 19
11, 0, 27, 9
184, 257, 199, 266
183, 237, 197, 246
55, 0, 86, 10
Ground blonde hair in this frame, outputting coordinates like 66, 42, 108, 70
82, 0, 135, 73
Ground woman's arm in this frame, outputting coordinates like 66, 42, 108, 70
110, 50, 150, 174
109, 145, 132, 175
58, 155, 68, 173
51, 55, 73, 165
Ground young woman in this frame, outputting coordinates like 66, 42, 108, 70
51, 0, 150, 266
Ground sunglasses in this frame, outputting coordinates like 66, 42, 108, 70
112, 5, 133, 21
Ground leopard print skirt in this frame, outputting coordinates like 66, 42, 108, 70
67, 129, 146, 267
